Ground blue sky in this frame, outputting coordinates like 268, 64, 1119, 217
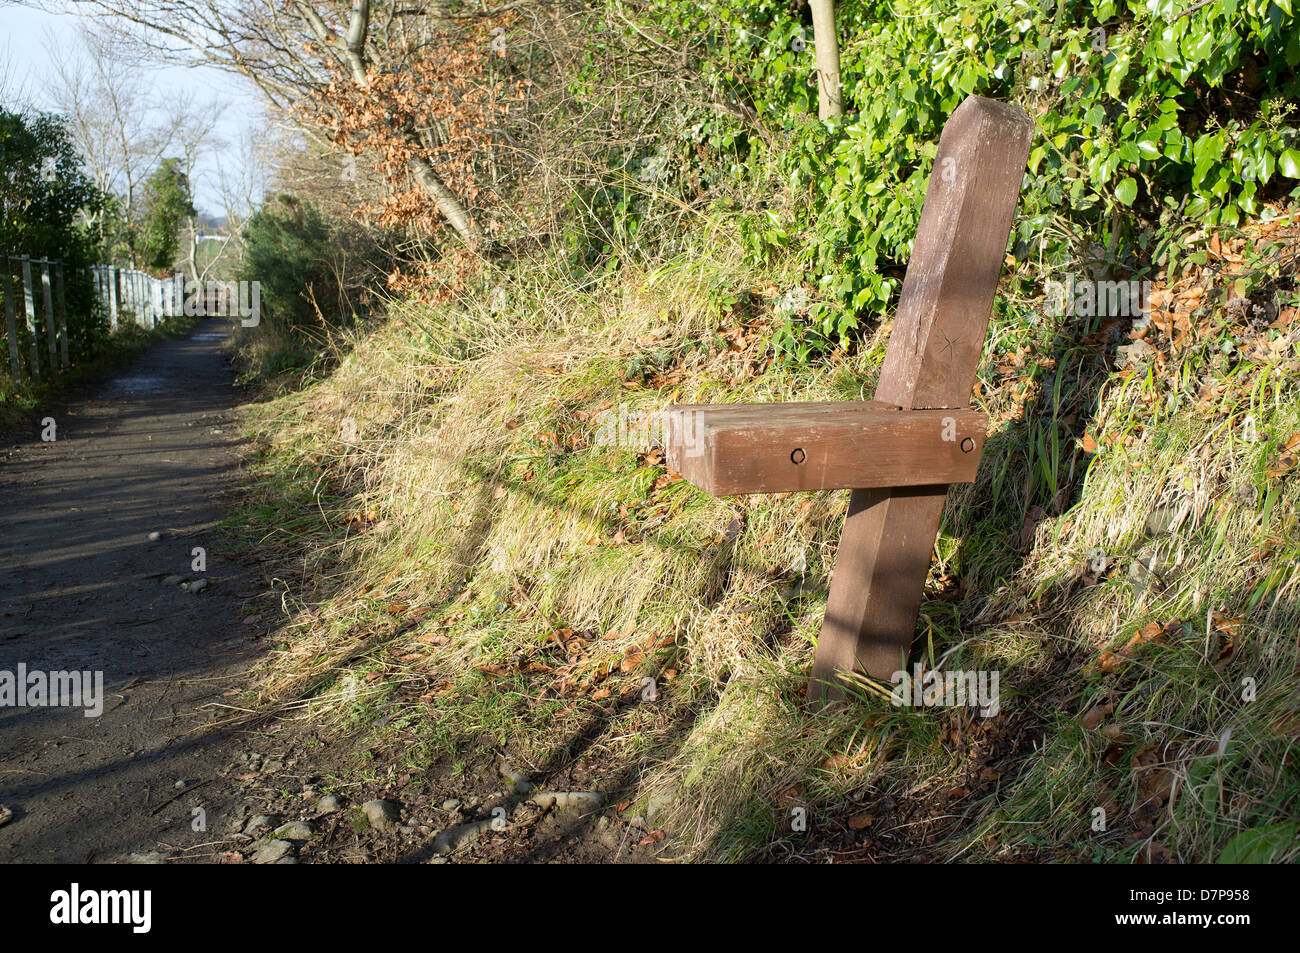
0, 1, 263, 218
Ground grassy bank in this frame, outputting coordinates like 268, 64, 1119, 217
226, 204, 1300, 862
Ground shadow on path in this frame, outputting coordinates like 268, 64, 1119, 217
0, 319, 264, 863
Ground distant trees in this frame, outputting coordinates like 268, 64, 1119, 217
44, 23, 222, 269
138, 158, 196, 271
72, 0, 508, 246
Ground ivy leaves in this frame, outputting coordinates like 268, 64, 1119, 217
661, 1, 1299, 353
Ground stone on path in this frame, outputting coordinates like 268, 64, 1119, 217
361, 799, 400, 830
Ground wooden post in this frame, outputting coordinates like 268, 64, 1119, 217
808, 96, 1033, 703
1, 255, 21, 381
40, 261, 59, 372
55, 261, 69, 367
109, 266, 119, 331
20, 258, 40, 382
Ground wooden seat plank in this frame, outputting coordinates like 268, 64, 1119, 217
662, 404, 986, 495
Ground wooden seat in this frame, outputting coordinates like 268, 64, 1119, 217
658, 94, 1034, 705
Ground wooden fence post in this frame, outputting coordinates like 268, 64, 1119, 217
1, 255, 21, 381
109, 266, 119, 330
20, 258, 41, 382
55, 261, 69, 367
40, 261, 59, 372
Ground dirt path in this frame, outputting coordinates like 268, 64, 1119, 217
0, 319, 258, 863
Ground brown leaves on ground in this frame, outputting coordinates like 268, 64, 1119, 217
1099, 620, 1174, 673
468, 622, 676, 703
1080, 700, 1116, 731
848, 811, 875, 831
1131, 743, 1175, 812
1098, 612, 1244, 674
344, 508, 379, 529
1207, 610, 1243, 669
1266, 432, 1300, 479
619, 645, 646, 672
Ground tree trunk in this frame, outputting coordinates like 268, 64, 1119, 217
407, 155, 484, 245
810, 0, 843, 120
300, 0, 483, 246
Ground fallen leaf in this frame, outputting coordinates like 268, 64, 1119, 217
1101, 621, 1169, 672
848, 811, 875, 830
1018, 505, 1045, 552
1081, 702, 1115, 730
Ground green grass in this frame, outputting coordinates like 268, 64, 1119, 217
221, 212, 1300, 862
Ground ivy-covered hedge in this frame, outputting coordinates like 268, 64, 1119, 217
651, 0, 1300, 353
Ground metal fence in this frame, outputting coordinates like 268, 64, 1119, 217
1, 253, 185, 385
88, 265, 187, 332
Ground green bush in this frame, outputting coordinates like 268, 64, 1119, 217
0, 107, 107, 362
237, 194, 382, 336
138, 158, 196, 272
648, 0, 1300, 354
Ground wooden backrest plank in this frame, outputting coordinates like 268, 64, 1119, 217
875, 96, 1034, 411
